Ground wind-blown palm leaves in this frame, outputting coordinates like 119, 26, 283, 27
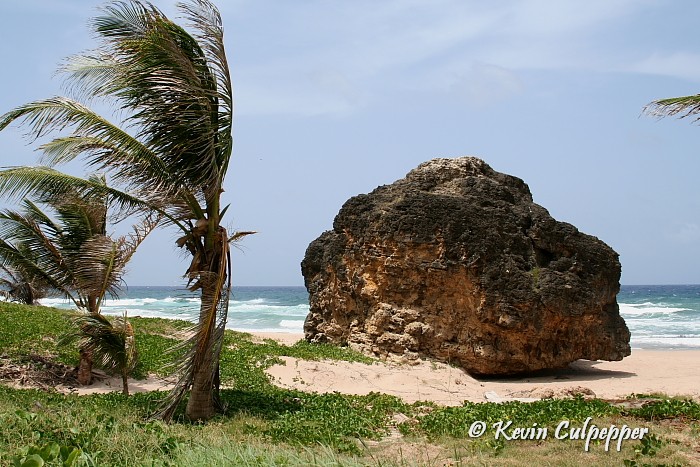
644, 94, 700, 122
0, 262, 48, 305
0, 181, 156, 384
0, 0, 250, 421
0, 233, 50, 305
60, 312, 137, 395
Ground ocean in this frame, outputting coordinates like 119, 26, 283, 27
39, 284, 700, 350
41, 286, 309, 334
617, 285, 700, 349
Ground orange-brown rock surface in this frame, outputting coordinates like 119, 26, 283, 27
301, 157, 630, 375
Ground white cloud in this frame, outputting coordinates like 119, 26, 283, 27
226, 0, 670, 116
502, 0, 650, 36
628, 52, 700, 83
5, 0, 684, 117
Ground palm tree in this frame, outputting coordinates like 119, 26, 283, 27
0, 184, 155, 384
61, 311, 138, 395
644, 94, 700, 121
0, 259, 48, 306
0, 0, 250, 420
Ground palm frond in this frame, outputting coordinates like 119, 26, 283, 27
84, 0, 232, 194
178, 0, 234, 177
0, 96, 179, 195
1, 96, 120, 142
119, 212, 161, 260
0, 209, 74, 292
59, 52, 123, 103
21, 199, 64, 238
0, 240, 74, 305
61, 312, 137, 376
0, 264, 48, 305
0, 166, 188, 233
228, 230, 256, 244
94, 0, 159, 39
644, 94, 700, 122
73, 215, 159, 305
72, 235, 120, 302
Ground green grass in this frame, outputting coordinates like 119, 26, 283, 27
0, 302, 76, 364
407, 396, 620, 439
1, 302, 699, 466
217, 330, 374, 393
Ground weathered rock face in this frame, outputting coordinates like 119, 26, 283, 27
301, 157, 631, 375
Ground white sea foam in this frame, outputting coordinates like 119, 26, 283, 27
624, 301, 658, 307
39, 298, 72, 306
230, 327, 302, 334
630, 323, 700, 335
280, 320, 304, 330
630, 336, 700, 348
162, 297, 199, 303
37, 290, 307, 335
231, 298, 267, 305
100, 308, 197, 321
619, 303, 691, 316
101, 298, 159, 307
228, 303, 309, 315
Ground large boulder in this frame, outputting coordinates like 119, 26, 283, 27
301, 157, 631, 375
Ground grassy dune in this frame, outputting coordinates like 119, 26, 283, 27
0, 302, 698, 466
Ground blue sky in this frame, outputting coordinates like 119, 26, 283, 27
1, 0, 700, 286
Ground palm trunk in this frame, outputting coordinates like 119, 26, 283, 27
77, 295, 100, 385
184, 218, 231, 421
121, 368, 129, 396
186, 283, 220, 421
186, 354, 217, 420
77, 347, 93, 385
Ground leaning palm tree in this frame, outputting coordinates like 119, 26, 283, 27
0, 0, 250, 420
644, 94, 700, 121
0, 184, 155, 384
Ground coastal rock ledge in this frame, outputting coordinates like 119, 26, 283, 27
301, 157, 631, 375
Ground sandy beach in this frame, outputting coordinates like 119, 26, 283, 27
259, 333, 700, 404
66, 332, 700, 403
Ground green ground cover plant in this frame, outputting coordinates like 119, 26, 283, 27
1, 302, 698, 466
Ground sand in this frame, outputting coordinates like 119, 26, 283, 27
251, 331, 304, 346
46, 332, 699, 402
50, 374, 176, 395
263, 333, 700, 404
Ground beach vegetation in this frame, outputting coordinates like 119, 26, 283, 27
0, 262, 48, 306
59, 312, 138, 395
626, 396, 700, 421
0, 177, 155, 385
0, 0, 250, 421
1, 303, 699, 465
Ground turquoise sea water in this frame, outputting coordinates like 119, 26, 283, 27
41, 286, 309, 334
617, 285, 700, 349
40, 284, 700, 349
